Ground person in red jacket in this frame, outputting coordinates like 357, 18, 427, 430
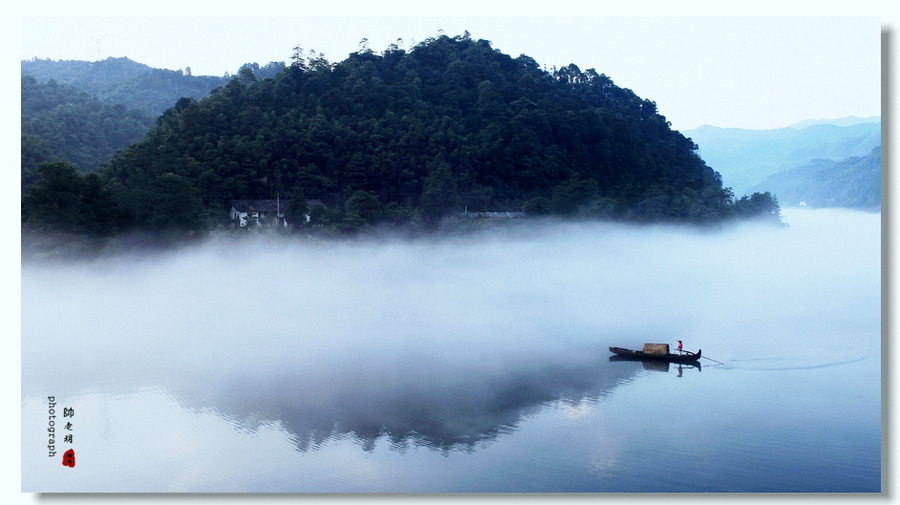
677, 340, 683, 353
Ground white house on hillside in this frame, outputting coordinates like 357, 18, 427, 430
230, 198, 327, 227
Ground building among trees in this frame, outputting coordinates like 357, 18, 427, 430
229, 198, 325, 228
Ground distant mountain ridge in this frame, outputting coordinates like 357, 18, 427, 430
682, 117, 881, 197
21, 57, 285, 117
786, 115, 881, 129
749, 146, 880, 210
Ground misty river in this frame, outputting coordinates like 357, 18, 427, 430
21, 208, 880, 492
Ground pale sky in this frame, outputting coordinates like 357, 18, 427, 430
18, 10, 883, 131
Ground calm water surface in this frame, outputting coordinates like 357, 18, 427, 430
22, 208, 880, 492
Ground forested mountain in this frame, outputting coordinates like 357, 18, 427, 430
21, 75, 156, 188
749, 146, 881, 210
683, 119, 881, 196
23, 33, 781, 241
21, 57, 286, 117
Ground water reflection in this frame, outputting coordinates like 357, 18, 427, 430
608, 355, 702, 374
163, 347, 645, 455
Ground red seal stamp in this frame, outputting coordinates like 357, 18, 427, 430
62, 449, 75, 468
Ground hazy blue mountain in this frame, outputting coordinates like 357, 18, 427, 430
786, 115, 880, 129
682, 118, 881, 196
22, 56, 155, 89
748, 145, 881, 210
21, 57, 283, 117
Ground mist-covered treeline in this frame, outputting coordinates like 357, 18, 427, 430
22, 33, 782, 245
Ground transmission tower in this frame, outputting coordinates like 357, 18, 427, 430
91, 35, 109, 102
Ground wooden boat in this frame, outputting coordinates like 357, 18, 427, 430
609, 346, 701, 363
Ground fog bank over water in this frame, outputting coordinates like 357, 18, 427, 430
22, 208, 880, 397
21, 208, 881, 492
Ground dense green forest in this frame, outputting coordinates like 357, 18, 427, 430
21, 75, 157, 189
22, 33, 782, 243
749, 145, 881, 209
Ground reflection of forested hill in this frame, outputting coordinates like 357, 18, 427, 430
749, 146, 881, 209
173, 349, 649, 454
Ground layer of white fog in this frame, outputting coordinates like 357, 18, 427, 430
23, 208, 880, 402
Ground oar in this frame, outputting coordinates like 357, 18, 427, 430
701, 356, 725, 365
